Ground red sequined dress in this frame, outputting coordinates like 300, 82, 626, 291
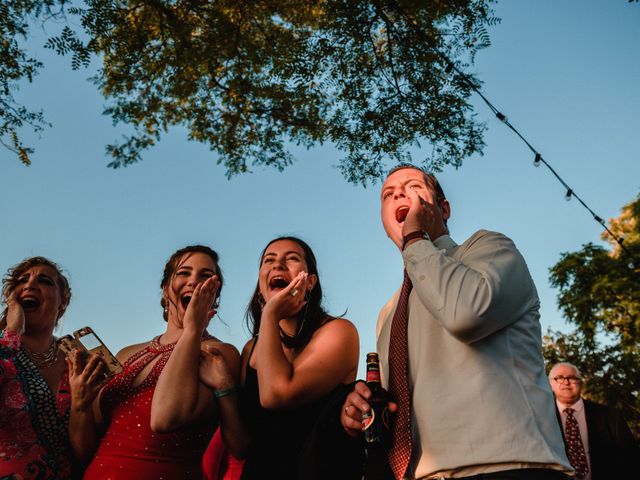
83, 336, 216, 479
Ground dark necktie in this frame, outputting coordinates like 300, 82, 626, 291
564, 407, 589, 479
387, 271, 413, 480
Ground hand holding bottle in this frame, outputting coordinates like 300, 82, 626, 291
341, 354, 397, 438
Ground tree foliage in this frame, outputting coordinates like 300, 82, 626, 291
544, 192, 640, 436
0, 0, 66, 165
33, 0, 496, 183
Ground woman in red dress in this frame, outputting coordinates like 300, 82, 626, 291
69, 245, 241, 479
0, 257, 73, 479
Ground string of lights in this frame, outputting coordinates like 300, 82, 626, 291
386, 0, 638, 267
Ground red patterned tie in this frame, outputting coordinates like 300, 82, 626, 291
387, 271, 413, 480
564, 408, 589, 479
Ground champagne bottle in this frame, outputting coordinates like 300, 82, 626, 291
362, 352, 394, 480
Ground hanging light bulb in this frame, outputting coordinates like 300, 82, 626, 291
565, 189, 573, 201
533, 153, 541, 167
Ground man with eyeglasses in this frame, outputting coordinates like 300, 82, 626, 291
548, 362, 639, 479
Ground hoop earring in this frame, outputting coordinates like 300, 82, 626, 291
257, 292, 266, 309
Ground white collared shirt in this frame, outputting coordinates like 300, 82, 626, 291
557, 398, 591, 480
377, 231, 572, 479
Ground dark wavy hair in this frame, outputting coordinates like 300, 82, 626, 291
160, 245, 224, 321
245, 236, 335, 349
1, 256, 71, 327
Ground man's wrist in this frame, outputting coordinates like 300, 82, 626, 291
402, 230, 429, 250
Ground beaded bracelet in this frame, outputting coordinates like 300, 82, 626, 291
214, 386, 239, 398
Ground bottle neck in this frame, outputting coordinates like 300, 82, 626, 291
366, 368, 381, 384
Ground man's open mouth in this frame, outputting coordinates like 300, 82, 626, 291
396, 206, 410, 223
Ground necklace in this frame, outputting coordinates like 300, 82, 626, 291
24, 338, 59, 369
147, 335, 178, 354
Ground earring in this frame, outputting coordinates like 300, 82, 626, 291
257, 292, 266, 309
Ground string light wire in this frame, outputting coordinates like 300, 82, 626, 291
385, 0, 638, 267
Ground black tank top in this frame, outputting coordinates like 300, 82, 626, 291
238, 337, 340, 480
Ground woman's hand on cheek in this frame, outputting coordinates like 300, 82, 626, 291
183, 276, 220, 333
263, 272, 308, 320
6, 292, 25, 335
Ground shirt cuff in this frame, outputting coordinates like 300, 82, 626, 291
402, 236, 441, 266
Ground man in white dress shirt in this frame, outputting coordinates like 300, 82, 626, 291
341, 165, 573, 479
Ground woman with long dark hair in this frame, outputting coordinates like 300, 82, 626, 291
200, 236, 359, 480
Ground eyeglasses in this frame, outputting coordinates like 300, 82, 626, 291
553, 375, 582, 384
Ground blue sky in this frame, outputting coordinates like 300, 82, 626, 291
1, 1, 638, 377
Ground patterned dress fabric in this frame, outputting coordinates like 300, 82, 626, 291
387, 272, 413, 480
83, 336, 216, 479
0, 329, 72, 480
564, 408, 589, 479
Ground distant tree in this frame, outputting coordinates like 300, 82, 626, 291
36, 0, 497, 183
0, 0, 66, 165
544, 192, 640, 437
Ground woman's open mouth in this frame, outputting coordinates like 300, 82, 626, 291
269, 277, 289, 290
180, 294, 192, 309
20, 297, 40, 312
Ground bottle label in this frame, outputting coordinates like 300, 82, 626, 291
381, 405, 390, 429
366, 370, 381, 383
361, 410, 375, 430
361, 405, 390, 431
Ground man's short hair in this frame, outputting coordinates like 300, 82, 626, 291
548, 362, 582, 382
386, 163, 446, 202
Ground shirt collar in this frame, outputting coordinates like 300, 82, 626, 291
433, 234, 457, 252
557, 397, 584, 414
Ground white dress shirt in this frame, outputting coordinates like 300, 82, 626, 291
557, 398, 592, 480
377, 231, 572, 479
